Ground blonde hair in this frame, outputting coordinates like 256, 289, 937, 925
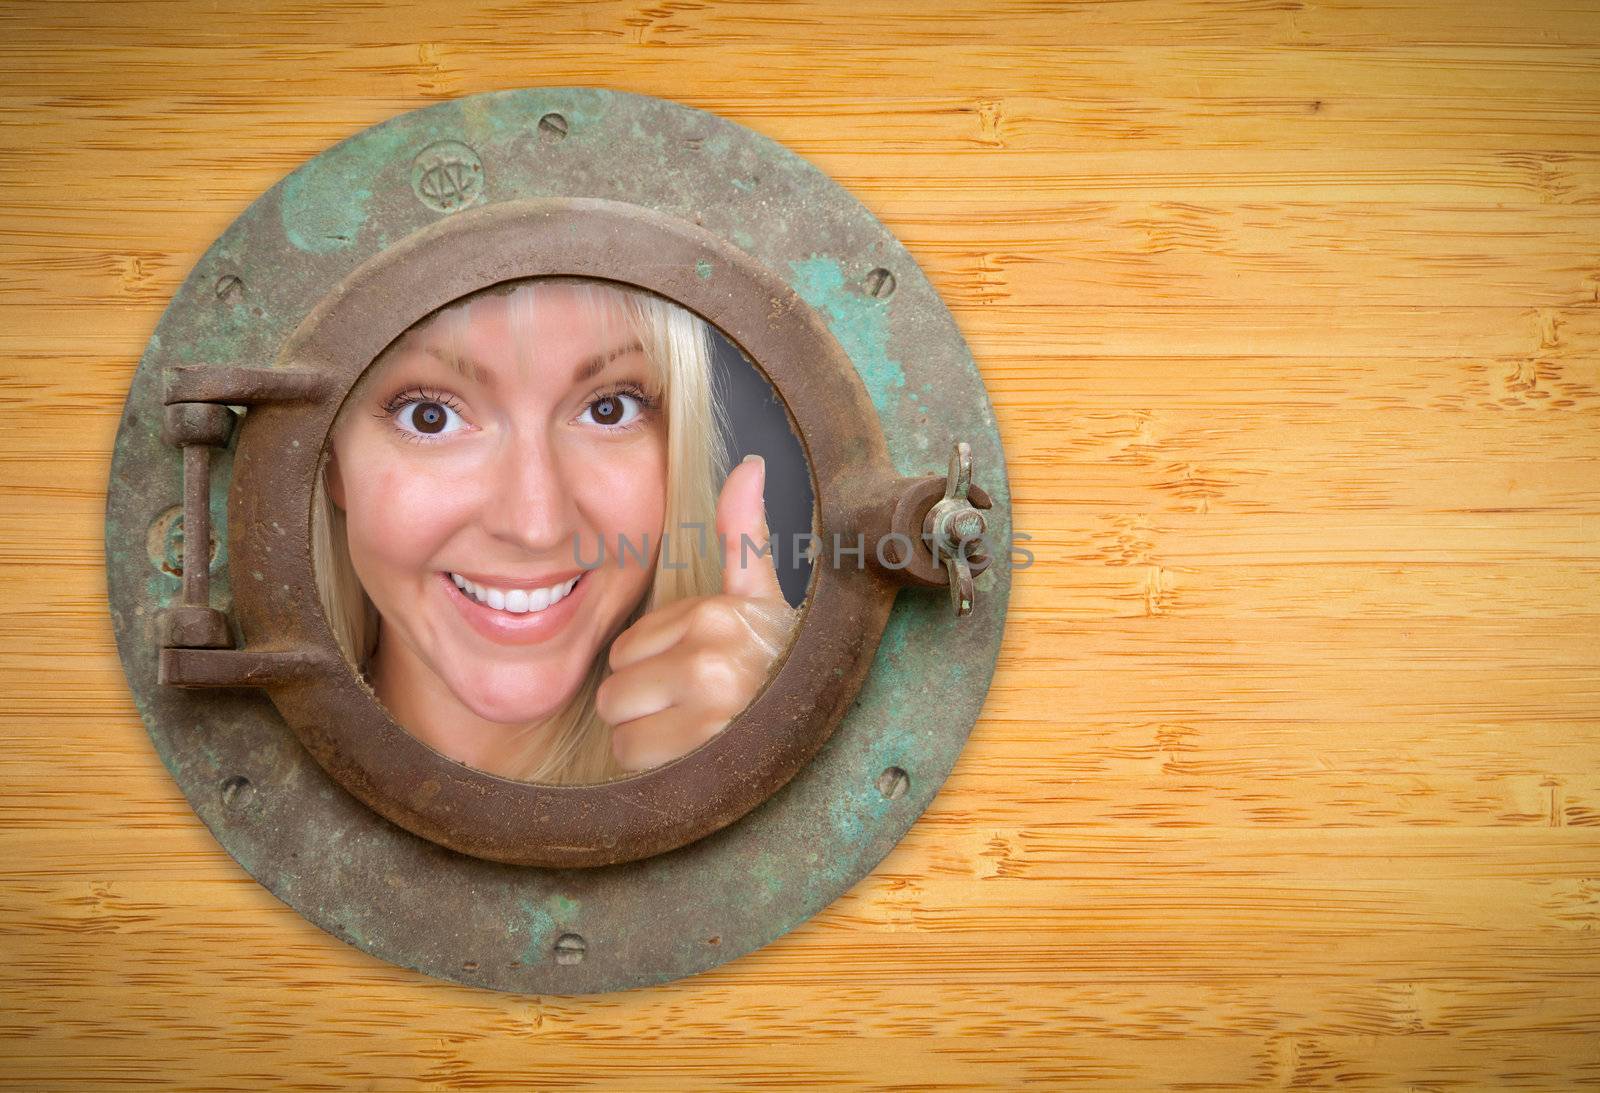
311, 277, 731, 784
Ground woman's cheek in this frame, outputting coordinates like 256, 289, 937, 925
588, 446, 667, 541
350, 459, 462, 569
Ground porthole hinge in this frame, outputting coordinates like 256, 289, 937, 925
157, 364, 337, 687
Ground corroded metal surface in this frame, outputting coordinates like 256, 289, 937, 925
106, 88, 1011, 993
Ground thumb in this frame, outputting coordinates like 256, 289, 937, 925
716, 454, 784, 601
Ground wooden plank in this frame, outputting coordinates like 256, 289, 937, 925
3, 0, 1600, 50
7, 123, 1600, 206
0, 45, 1598, 151
8, 203, 1600, 307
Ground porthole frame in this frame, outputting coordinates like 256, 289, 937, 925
106, 88, 1011, 993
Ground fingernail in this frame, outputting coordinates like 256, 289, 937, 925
743, 455, 769, 538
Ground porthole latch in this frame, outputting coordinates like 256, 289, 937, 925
923, 441, 990, 617
860, 440, 996, 617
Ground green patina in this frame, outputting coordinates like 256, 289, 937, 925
872, 591, 932, 669
519, 907, 554, 964
517, 892, 580, 965
749, 857, 786, 904
827, 790, 867, 844
279, 98, 453, 253
281, 160, 376, 255
144, 572, 175, 612
852, 600, 941, 765
788, 256, 907, 419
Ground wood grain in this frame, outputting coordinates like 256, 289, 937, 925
2, 1, 1598, 1088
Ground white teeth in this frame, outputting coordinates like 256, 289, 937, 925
448, 573, 579, 616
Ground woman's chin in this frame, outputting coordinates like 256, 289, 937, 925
451, 672, 579, 726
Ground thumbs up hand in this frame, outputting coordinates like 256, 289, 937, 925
597, 455, 801, 773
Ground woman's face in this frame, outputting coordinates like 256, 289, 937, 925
325, 283, 667, 727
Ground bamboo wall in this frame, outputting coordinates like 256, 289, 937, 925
2, 2, 1597, 1087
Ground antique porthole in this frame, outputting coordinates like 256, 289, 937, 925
106, 88, 1011, 993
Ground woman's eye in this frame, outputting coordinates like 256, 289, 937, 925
393, 399, 464, 439
579, 392, 644, 429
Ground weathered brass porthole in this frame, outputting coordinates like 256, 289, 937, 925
107, 88, 1011, 993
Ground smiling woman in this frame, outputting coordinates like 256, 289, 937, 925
311, 276, 800, 785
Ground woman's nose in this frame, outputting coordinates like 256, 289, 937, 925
476, 425, 579, 554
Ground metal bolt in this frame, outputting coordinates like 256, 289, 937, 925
155, 513, 217, 577
538, 113, 569, 139
214, 274, 244, 303
865, 267, 896, 299
876, 766, 910, 800
220, 774, 256, 812
949, 509, 986, 546
553, 933, 586, 964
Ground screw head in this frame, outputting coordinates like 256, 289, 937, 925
220, 775, 256, 813
864, 267, 896, 299
876, 766, 910, 800
553, 933, 586, 964
538, 112, 569, 139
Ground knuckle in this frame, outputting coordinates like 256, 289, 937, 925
688, 598, 741, 637
594, 676, 622, 723
686, 650, 739, 695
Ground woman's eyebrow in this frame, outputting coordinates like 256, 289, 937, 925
572, 340, 645, 385
420, 340, 645, 387
423, 344, 492, 386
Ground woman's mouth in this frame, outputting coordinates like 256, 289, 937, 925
440, 569, 589, 645
449, 571, 580, 614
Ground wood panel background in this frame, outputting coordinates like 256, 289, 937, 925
3, 1, 1598, 1088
